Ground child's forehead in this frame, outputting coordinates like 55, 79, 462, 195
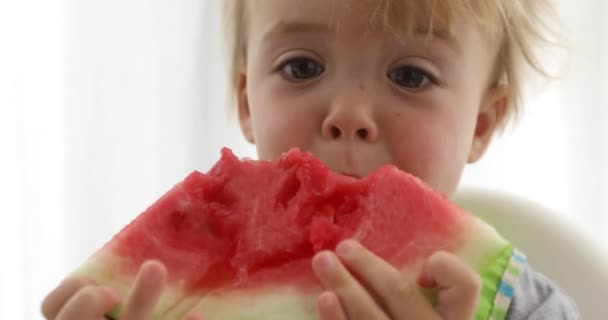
246, 0, 500, 38
245, 0, 500, 55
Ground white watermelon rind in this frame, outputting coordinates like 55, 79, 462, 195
72, 215, 510, 320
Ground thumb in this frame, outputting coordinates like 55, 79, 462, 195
417, 251, 482, 320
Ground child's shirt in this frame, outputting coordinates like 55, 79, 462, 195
507, 264, 580, 319
476, 245, 579, 319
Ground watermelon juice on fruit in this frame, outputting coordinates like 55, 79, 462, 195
71, 148, 513, 319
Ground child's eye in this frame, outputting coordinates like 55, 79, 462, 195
279, 58, 325, 81
387, 66, 435, 90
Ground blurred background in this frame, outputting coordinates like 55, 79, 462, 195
1, 0, 606, 319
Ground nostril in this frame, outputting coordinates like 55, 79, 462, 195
331, 126, 341, 139
356, 128, 368, 140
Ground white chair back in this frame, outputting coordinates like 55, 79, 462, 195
454, 189, 608, 320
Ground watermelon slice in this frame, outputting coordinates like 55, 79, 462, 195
72, 148, 512, 319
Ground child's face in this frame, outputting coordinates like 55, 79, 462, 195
237, 0, 507, 196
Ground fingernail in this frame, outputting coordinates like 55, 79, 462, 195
103, 286, 121, 302
336, 240, 355, 257
315, 251, 335, 270
142, 261, 165, 284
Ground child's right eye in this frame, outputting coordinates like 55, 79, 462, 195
279, 58, 325, 81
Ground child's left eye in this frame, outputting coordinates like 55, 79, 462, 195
387, 66, 436, 90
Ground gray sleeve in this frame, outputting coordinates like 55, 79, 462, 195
506, 264, 580, 320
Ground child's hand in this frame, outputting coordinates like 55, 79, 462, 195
41, 260, 203, 320
312, 240, 481, 320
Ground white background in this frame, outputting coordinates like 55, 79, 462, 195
1, 1, 607, 319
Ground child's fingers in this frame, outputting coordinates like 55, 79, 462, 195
54, 285, 120, 320
41, 277, 94, 319
317, 291, 347, 320
119, 260, 167, 320
312, 251, 389, 320
419, 251, 482, 320
334, 239, 440, 320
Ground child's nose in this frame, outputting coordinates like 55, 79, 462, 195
321, 99, 378, 142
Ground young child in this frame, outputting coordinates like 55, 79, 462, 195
42, 0, 579, 319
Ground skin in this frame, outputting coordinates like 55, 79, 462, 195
42, 0, 508, 319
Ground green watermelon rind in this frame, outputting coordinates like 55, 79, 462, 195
473, 244, 513, 320
451, 214, 512, 320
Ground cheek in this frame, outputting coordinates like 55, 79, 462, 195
385, 109, 473, 195
248, 89, 320, 160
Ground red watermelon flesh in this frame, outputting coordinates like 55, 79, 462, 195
73, 148, 509, 319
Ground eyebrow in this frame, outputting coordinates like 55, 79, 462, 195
416, 30, 461, 55
262, 20, 461, 55
262, 20, 330, 41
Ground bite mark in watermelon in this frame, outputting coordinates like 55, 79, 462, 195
72, 148, 511, 319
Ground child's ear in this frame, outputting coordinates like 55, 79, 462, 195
467, 86, 509, 163
237, 72, 255, 144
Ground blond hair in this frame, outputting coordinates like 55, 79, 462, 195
222, 0, 562, 129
